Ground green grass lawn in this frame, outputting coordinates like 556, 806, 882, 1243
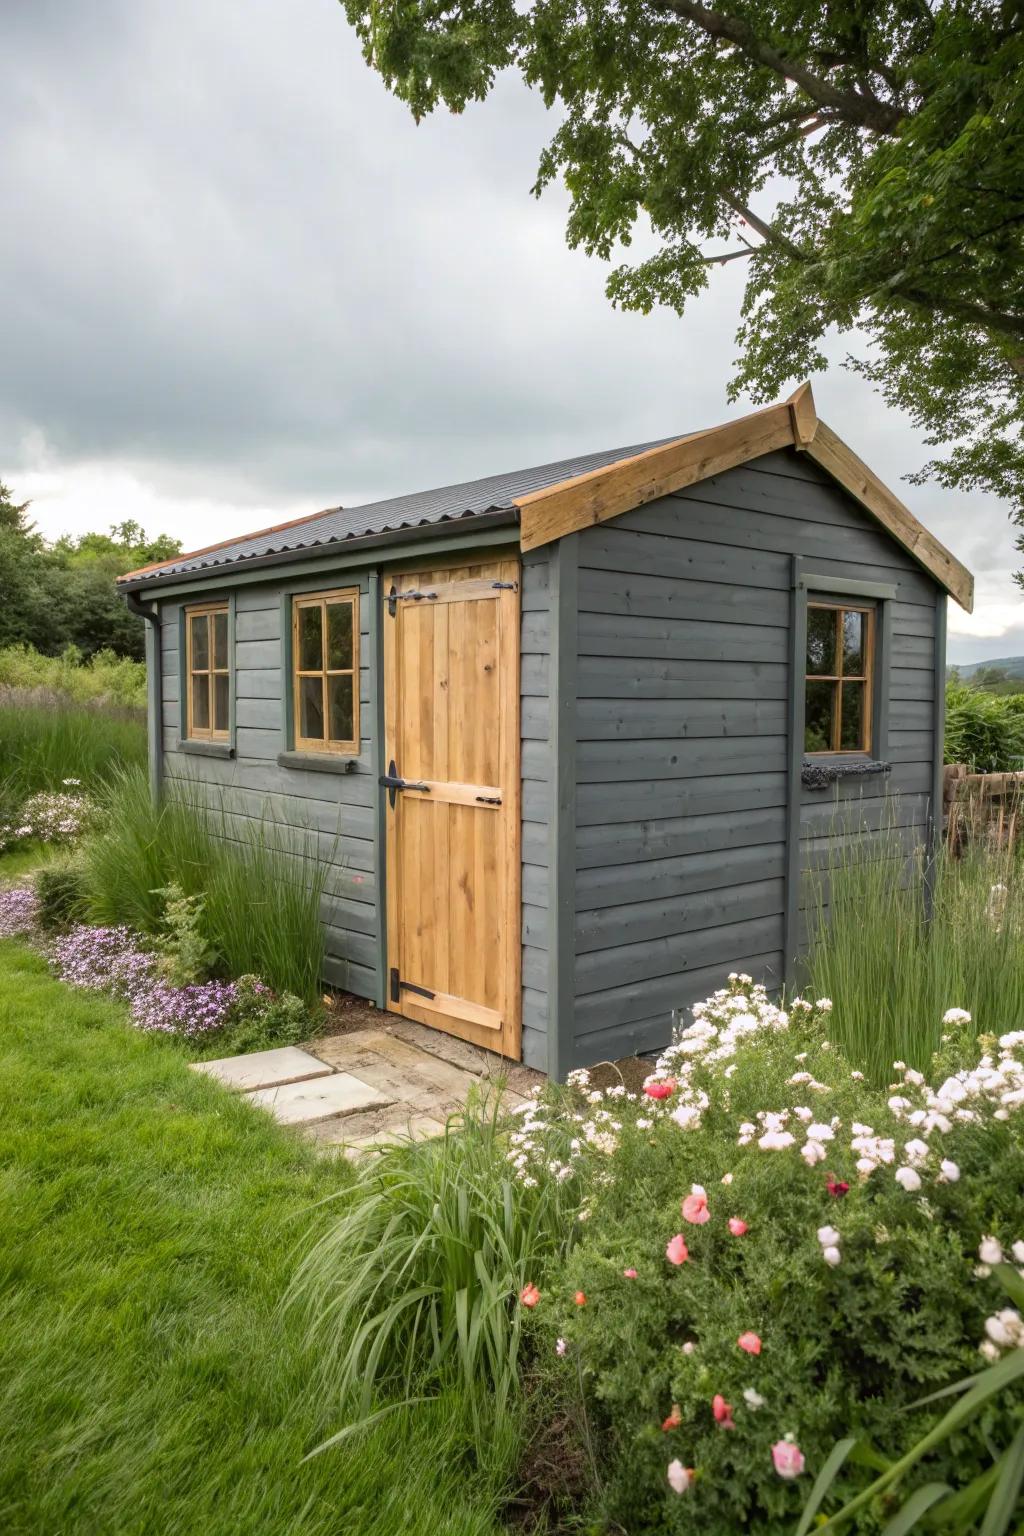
0, 941, 516, 1536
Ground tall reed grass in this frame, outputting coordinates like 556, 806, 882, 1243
289, 1089, 575, 1450
801, 826, 1024, 1080
0, 703, 147, 805
82, 767, 328, 1001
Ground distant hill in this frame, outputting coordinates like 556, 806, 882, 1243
952, 656, 1024, 680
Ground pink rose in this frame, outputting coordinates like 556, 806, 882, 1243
666, 1233, 689, 1266
728, 1217, 748, 1236
682, 1192, 711, 1225
772, 1439, 805, 1479
737, 1331, 762, 1355
712, 1394, 735, 1429
623, 1267, 638, 1279
644, 1078, 677, 1100
519, 1283, 540, 1308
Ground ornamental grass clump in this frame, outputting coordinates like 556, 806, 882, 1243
512, 977, 1024, 1536
81, 768, 327, 1002
288, 1087, 580, 1450
801, 831, 1024, 1080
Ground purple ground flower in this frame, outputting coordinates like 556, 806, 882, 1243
49, 924, 158, 1002
131, 980, 238, 1037
0, 886, 40, 938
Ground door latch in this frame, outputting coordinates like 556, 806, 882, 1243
380, 759, 431, 808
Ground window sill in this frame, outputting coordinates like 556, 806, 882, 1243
277, 751, 359, 775
176, 739, 234, 759
801, 757, 891, 790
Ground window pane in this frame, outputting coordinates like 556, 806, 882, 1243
842, 610, 864, 676
192, 674, 210, 731
213, 672, 230, 733
190, 613, 209, 670
298, 604, 323, 672
840, 681, 865, 751
805, 680, 835, 753
213, 610, 229, 670
328, 674, 354, 744
327, 600, 354, 671
299, 676, 324, 740
806, 608, 836, 675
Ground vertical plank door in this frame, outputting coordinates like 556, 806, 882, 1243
383, 559, 522, 1059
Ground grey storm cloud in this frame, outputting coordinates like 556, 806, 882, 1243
1, 0, 1021, 662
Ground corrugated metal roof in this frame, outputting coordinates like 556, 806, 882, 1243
119, 437, 676, 587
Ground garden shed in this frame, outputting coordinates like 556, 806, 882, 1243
118, 385, 973, 1077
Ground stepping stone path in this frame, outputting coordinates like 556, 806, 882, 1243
191, 1015, 544, 1157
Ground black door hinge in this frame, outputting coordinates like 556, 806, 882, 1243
491, 580, 518, 591
387, 584, 439, 617
389, 967, 435, 1004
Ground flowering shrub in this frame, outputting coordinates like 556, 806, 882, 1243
0, 786, 96, 852
517, 978, 1024, 1534
0, 885, 41, 938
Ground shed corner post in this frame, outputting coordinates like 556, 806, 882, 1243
368, 568, 388, 1011
783, 557, 807, 990
547, 534, 579, 1082
124, 591, 163, 806
925, 590, 948, 922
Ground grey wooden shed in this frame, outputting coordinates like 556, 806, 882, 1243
119, 385, 973, 1077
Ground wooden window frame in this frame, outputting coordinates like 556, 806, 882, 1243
185, 603, 231, 741
804, 600, 876, 756
291, 587, 360, 755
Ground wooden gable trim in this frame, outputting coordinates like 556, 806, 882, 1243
803, 421, 973, 612
515, 383, 974, 612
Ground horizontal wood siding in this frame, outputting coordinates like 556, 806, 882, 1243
158, 576, 380, 1000
569, 448, 941, 1066
520, 549, 551, 1070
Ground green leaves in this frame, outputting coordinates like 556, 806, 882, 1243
337, 0, 1024, 561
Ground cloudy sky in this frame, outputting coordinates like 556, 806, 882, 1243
1, 0, 1018, 662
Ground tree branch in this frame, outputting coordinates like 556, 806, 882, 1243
650, 0, 906, 135
719, 194, 809, 260
890, 284, 1024, 342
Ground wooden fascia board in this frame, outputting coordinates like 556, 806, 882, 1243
805, 421, 974, 613
516, 400, 796, 552
515, 383, 973, 612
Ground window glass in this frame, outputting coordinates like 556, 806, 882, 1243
292, 589, 359, 753
804, 680, 835, 754
213, 611, 229, 670
299, 675, 325, 741
298, 605, 323, 672
805, 601, 874, 754
328, 674, 354, 743
842, 610, 864, 675
327, 600, 354, 670
805, 607, 836, 675
192, 674, 211, 731
840, 681, 864, 751
213, 672, 230, 734
190, 613, 210, 670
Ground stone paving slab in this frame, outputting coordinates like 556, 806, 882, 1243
321, 1112, 447, 1157
246, 1072, 391, 1125
191, 1046, 334, 1094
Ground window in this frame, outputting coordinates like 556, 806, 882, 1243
292, 588, 359, 754
804, 601, 875, 754
186, 604, 230, 740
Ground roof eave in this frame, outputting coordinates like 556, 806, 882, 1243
116, 506, 521, 594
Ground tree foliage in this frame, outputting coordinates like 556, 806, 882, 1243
0, 484, 180, 660
337, 0, 1024, 555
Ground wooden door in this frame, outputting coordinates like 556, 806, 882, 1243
383, 558, 522, 1059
